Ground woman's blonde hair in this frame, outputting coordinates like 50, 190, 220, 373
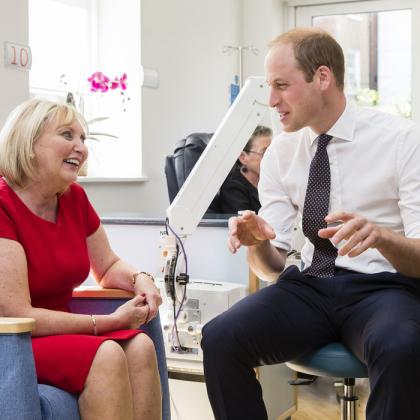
0, 98, 86, 187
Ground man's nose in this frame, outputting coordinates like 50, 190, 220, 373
268, 88, 281, 108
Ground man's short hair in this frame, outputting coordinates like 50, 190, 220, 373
0, 98, 86, 187
269, 28, 345, 90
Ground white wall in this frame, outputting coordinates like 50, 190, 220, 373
83, 0, 242, 217
0, 0, 287, 218
83, 0, 288, 217
0, 0, 29, 127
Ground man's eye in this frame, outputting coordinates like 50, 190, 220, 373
276, 83, 287, 90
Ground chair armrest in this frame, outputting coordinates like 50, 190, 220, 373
72, 286, 134, 299
0, 317, 35, 333
70, 286, 171, 420
0, 318, 42, 420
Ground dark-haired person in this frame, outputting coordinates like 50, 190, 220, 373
0, 99, 162, 420
219, 125, 272, 214
201, 28, 420, 420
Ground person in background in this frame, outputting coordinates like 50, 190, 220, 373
201, 28, 420, 420
219, 125, 272, 214
0, 99, 162, 420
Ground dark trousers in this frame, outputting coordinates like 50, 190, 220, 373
201, 266, 420, 420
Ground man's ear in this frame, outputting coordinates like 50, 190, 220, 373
316, 65, 333, 91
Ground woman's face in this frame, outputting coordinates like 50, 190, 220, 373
240, 134, 272, 177
33, 118, 88, 191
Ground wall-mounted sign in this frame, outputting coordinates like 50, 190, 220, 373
4, 41, 32, 70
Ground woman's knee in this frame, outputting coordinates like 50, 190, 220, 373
90, 340, 129, 379
125, 333, 157, 368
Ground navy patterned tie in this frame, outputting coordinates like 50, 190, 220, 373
302, 134, 337, 277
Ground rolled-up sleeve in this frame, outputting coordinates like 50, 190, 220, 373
397, 125, 420, 238
258, 145, 297, 252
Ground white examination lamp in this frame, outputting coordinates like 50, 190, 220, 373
163, 77, 269, 301
166, 77, 269, 237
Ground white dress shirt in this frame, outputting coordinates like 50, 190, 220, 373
258, 101, 420, 274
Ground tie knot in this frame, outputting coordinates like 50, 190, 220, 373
317, 134, 332, 149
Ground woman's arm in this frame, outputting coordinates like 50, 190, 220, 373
0, 238, 148, 336
87, 225, 162, 320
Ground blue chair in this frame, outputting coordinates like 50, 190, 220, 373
286, 342, 368, 420
0, 288, 171, 420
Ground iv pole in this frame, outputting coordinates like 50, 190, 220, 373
222, 45, 260, 88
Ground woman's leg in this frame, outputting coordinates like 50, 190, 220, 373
121, 333, 162, 420
78, 340, 133, 420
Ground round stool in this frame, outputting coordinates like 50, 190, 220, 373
286, 342, 368, 420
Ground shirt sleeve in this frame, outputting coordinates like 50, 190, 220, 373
396, 125, 420, 238
0, 204, 18, 241
72, 183, 101, 237
258, 144, 297, 252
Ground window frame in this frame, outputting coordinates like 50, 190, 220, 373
287, 0, 420, 123
28, 0, 143, 180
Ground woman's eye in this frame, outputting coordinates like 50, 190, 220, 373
62, 131, 73, 140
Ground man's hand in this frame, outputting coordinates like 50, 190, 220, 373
228, 210, 276, 253
134, 275, 162, 323
319, 211, 384, 257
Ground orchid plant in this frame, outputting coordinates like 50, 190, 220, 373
87, 71, 130, 112
62, 71, 130, 142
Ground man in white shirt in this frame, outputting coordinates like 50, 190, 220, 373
201, 28, 420, 420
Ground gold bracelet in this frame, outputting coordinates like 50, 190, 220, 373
90, 314, 98, 336
132, 271, 155, 286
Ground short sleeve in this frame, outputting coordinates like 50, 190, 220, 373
70, 184, 101, 237
0, 203, 18, 241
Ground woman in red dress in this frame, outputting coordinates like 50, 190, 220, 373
0, 99, 162, 419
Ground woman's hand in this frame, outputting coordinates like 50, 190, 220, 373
133, 274, 162, 323
228, 210, 276, 253
112, 295, 150, 329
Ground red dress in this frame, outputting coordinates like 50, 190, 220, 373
0, 178, 141, 393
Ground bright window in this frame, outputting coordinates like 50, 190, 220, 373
292, 0, 419, 122
29, 0, 142, 178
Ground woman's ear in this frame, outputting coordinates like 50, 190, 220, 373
238, 151, 248, 166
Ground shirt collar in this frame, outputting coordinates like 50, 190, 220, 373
308, 99, 356, 144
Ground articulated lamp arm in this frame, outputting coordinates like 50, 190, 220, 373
166, 77, 269, 237
163, 77, 269, 304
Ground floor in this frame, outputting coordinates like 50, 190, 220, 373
292, 377, 370, 420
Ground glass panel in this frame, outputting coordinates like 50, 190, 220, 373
313, 10, 412, 118
28, 0, 142, 177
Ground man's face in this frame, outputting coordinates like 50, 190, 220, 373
265, 43, 323, 132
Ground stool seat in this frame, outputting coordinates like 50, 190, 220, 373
286, 342, 368, 379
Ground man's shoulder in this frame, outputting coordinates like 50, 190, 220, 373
356, 106, 416, 134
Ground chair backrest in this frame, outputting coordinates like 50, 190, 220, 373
164, 132, 222, 213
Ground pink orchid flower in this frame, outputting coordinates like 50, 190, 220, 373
87, 72, 128, 93
88, 71, 110, 92
109, 77, 120, 90
119, 73, 128, 90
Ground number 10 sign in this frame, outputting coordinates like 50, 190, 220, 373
4, 41, 32, 70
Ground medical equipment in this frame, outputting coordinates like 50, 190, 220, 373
161, 77, 269, 352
